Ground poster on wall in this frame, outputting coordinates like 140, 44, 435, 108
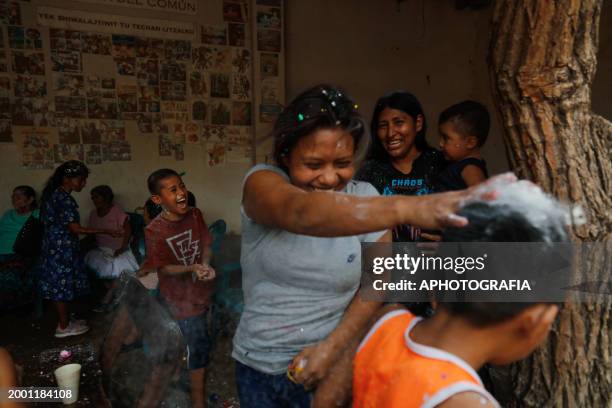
1, 0, 283, 168
257, 7, 281, 30
21, 128, 54, 169
205, 141, 226, 167
232, 74, 250, 100
53, 73, 85, 97
12, 98, 50, 126
0, 49, 7, 73
223, 1, 247, 23
84, 143, 102, 164
137, 59, 160, 86
82, 32, 112, 54
260, 52, 278, 77
174, 143, 184, 160
228, 23, 246, 47
259, 103, 281, 123
0, 99, 9, 120
232, 49, 250, 74
9, 26, 43, 50
37, 7, 196, 41
0, 1, 22, 25
0, 119, 12, 142
108, 140, 131, 161
189, 71, 208, 97
201, 25, 227, 46
159, 134, 173, 156
184, 121, 199, 143
0, 78, 9, 98
257, 29, 281, 52
57, 118, 81, 144
14, 75, 47, 97
136, 37, 164, 59
210, 100, 231, 125
54, 143, 85, 163
202, 125, 225, 142
226, 126, 251, 163
51, 50, 81, 73
192, 100, 208, 121
12, 51, 45, 74
261, 77, 280, 104
232, 101, 251, 126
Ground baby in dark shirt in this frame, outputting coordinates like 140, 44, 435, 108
436, 100, 490, 191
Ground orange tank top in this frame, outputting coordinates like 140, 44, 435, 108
353, 310, 499, 408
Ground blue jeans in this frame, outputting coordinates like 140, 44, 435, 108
235, 360, 313, 408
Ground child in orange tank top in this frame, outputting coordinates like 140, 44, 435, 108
350, 182, 571, 408
302, 181, 570, 408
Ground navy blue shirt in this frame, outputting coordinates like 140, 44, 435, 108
436, 158, 488, 191
355, 149, 446, 241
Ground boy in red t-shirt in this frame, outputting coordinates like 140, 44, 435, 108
144, 168, 215, 408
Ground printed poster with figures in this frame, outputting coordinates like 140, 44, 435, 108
226, 126, 251, 163
206, 141, 226, 167
20, 128, 54, 169
254, 0, 284, 161
0, 0, 285, 168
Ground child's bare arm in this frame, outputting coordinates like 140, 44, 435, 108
202, 245, 212, 264
158, 263, 215, 281
114, 218, 132, 257
136, 267, 154, 277
158, 264, 197, 276
461, 164, 487, 187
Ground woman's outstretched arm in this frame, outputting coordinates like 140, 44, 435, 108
243, 169, 475, 237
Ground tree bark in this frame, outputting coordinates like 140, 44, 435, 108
489, 0, 611, 406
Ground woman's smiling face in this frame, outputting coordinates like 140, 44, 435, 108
285, 128, 356, 192
376, 108, 422, 160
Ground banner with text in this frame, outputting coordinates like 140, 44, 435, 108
37, 6, 196, 41
74, 0, 198, 15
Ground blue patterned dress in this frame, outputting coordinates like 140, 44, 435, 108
39, 189, 89, 301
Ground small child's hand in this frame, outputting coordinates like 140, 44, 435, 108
108, 229, 123, 238
136, 268, 151, 277
191, 263, 215, 281
113, 246, 128, 257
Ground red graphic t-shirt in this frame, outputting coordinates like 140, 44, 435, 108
144, 207, 213, 319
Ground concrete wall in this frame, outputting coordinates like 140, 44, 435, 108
1, 0, 610, 232
0, 0, 251, 232
286, 0, 612, 177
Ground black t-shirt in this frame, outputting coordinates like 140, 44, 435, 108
436, 158, 489, 191
355, 149, 446, 242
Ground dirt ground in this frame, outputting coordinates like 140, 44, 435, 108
1, 299, 240, 407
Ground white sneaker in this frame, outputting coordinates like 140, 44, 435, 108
55, 321, 90, 338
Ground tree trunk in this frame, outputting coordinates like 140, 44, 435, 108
489, 0, 611, 406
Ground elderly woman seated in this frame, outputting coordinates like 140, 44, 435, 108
84, 185, 138, 311
0, 186, 40, 310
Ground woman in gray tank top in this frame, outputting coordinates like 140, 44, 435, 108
232, 84, 500, 408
